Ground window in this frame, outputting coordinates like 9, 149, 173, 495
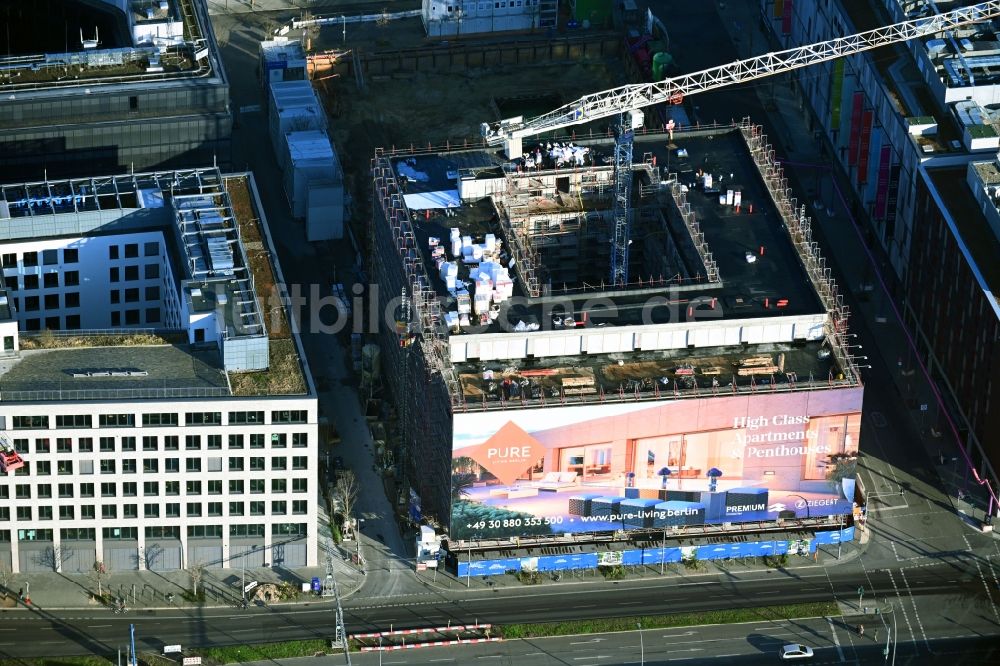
100, 413, 134, 428
143, 459, 159, 473
146, 525, 180, 539
36, 461, 51, 475
100, 460, 116, 474
250, 501, 265, 516
144, 263, 159, 279
101, 482, 116, 497
146, 307, 160, 323
293, 500, 308, 515
144, 481, 159, 496
229, 411, 264, 424
186, 480, 202, 495
129, 95, 139, 111
207, 434, 222, 450
122, 459, 137, 474
125, 309, 140, 325
37, 484, 52, 498
250, 434, 265, 449
121, 437, 136, 452
99, 437, 115, 452
142, 436, 158, 451
187, 503, 202, 518
165, 480, 179, 495
62, 527, 95, 540
292, 456, 308, 470
65, 292, 80, 308
12, 415, 48, 429
271, 433, 287, 448
142, 413, 178, 427
229, 480, 244, 494
43, 294, 59, 309
80, 483, 94, 498
1, 253, 14, 268
103, 527, 138, 540
78, 437, 93, 452
228, 457, 244, 472
66, 314, 81, 329
207, 502, 223, 517
230, 523, 264, 537
144, 504, 159, 518
271, 479, 287, 494
123, 504, 138, 519
102, 505, 117, 519
272, 457, 287, 471
59, 506, 75, 520
81, 505, 95, 520
229, 502, 244, 516
250, 479, 265, 494
207, 479, 222, 495
44, 316, 59, 330
292, 433, 308, 448
185, 435, 201, 450
109, 245, 119, 260
186, 458, 201, 473
145, 286, 160, 300
228, 434, 244, 449
57, 460, 73, 475
123, 482, 137, 496
56, 414, 91, 429
65, 270, 79, 286
250, 457, 265, 471
125, 243, 139, 259
271, 501, 287, 515
16, 507, 30, 521
272, 524, 306, 537
143, 241, 158, 257
12, 439, 27, 454
186, 412, 222, 426
43, 273, 59, 288
35, 438, 50, 453
64, 248, 79, 263
165, 503, 180, 518
165, 458, 179, 473
124, 288, 139, 303
272, 410, 307, 424
110, 267, 120, 283
15, 484, 30, 499
111, 311, 121, 326
164, 435, 179, 450
24, 275, 38, 290
58, 483, 73, 498
37, 506, 53, 521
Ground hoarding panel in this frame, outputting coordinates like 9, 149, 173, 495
451, 388, 862, 540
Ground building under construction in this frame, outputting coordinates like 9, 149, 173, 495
370, 121, 865, 546
0, 0, 230, 181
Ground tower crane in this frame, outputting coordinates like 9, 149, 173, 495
482, 1, 1000, 285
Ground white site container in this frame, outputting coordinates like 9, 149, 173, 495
284, 130, 337, 219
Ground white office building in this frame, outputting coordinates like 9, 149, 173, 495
0, 168, 319, 573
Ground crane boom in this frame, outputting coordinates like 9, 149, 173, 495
483, 0, 1000, 155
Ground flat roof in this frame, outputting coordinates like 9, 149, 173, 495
393, 129, 824, 337
454, 339, 850, 408
0, 344, 229, 401
924, 165, 1000, 307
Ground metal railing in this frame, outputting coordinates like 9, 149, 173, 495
0, 386, 231, 402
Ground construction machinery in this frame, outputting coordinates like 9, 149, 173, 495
482, 1, 1000, 285
0, 434, 25, 473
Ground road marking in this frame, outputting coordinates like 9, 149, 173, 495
87, 625, 112, 628
900, 568, 931, 653
887, 568, 917, 654
971, 551, 1000, 625
428, 660, 454, 663
618, 601, 643, 605
571, 639, 607, 645
826, 611, 844, 662
571, 657, 612, 661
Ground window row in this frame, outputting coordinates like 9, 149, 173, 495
15, 522, 305, 543
3, 273, 80, 291
2, 477, 309, 499
10, 435, 310, 454
1, 248, 78, 268
12, 411, 309, 430
3, 501, 309, 522
108, 263, 160, 282
6, 456, 309, 477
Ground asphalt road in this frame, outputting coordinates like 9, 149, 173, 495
0, 563, 993, 658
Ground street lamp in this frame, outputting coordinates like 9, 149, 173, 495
658, 467, 672, 491
707, 467, 723, 493
788, 493, 811, 519
637, 622, 644, 665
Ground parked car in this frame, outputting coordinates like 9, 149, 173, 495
779, 644, 814, 660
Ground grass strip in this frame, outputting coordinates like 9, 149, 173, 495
196, 639, 329, 664
499, 601, 838, 639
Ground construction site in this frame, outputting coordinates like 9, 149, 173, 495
369, 119, 865, 546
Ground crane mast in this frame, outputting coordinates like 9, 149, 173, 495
480, 0, 1000, 286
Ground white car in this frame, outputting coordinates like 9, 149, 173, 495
779, 644, 814, 660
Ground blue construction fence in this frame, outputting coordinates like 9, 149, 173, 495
454, 527, 855, 578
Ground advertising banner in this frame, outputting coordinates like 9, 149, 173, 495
857, 110, 874, 185
451, 389, 862, 540
848, 92, 864, 166
874, 145, 892, 220
782, 0, 794, 35
830, 59, 845, 130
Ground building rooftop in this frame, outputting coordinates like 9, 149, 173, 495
0, 344, 228, 402
392, 130, 824, 337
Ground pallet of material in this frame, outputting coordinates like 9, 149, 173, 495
563, 387, 598, 395
701, 366, 726, 375
737, 365, 779, 376
738, 355, 773, 368
561, 376, 595, 388
520, 369, 559, 377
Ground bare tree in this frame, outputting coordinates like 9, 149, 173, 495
332, 470, 360, 537
91, 560, 110, 598
0, 562, 14, 594
189, 562, 206, 598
